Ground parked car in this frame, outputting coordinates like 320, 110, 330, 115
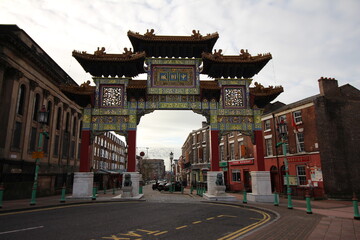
152, 181, 167, 191
164, 181, 182, 192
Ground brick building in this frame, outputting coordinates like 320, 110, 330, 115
182, 78, 360, 199
181, 122, 210, 186
92, 132, 126, 172
0, 25, 84, 199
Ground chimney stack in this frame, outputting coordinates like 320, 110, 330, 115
318, 77, 340, 97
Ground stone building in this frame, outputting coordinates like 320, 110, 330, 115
0, 25, 83, 199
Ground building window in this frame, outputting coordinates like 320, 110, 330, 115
232, 170, 241, 182
29, 127, 37, 152
203, 146, 207, 162
296, 132, 305, 152
16, 84, 26, 115
293, 111, 302, 123
220, 145, 224, 161
230, 143, 235, 160
229, 132, 234, 137
56, 107, 62, 130
296, 165, 307, 185
33, 93, 41, 121
46, 101, 52, 126
72, 117, 77, 137
11, 122, 22, 149
53, 135, 59, 157
264, 120, 271, 131
43, 136, 49, 154
239, 142, 245, 158
265, 139, 273, 156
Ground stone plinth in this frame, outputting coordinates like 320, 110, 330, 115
247, 171, 274, 202
72, 172, 94, 198
122, 172, 143, 199
122, 186, 133, 198
203, 171, 236, 201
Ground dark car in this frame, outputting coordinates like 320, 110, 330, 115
164, 181, 182, 192
152, 181, 167, 191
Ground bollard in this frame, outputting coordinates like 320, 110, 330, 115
103, 185, 107, 194
181, 185, 184, 194
139, 185, 143, 194
113, 185, 116, 195
274, 191, 279, 206
0, 183, 4, 208
190, 185, 193, 194
305, 190, 312, 214
60, 184, 66, 203
30, 185, 37, 205
243, 189, 247, 204
92, 185, 97, 200
287, 187, 293, 209
352, 193, 360, 220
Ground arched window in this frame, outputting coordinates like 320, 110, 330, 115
46, 101, 52, 125
56, 107, 62, 130
16, 84, 26, 115
33, 93, 40, 121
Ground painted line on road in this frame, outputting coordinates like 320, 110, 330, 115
217, 208, 271, 240
0, 201, 140, 216
176, 225, 188, 230
206, 217, 215, 220
153, 230, 168, 236
0, 225, 44, 235
192, 221, 202, 224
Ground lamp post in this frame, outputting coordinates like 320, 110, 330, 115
278, 119, 293, 209
30, 105, 49, 205
170, 151, 174, 181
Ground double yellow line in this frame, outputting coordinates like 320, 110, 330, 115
217, 207, 272, 240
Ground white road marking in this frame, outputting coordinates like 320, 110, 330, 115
0, 225, 44, 235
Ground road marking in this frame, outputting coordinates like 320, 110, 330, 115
217, 209, 271, 240
0, 225, 44, 235
192, 221, 202, 224
176, 225, 188, 230
121, 231, 142, 237
102, 235, 130, 240
217, 214, 236, 218
153, 231, 168, 236
0, 201, 139, 216
136, 229, 159, 235
206, 217, 215, 220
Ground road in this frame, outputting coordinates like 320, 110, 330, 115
0, 185, 275, 240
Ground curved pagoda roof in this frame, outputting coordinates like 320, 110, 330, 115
127, 29, 219, 58
202, 50, 272, 78
72, 48, 146, 77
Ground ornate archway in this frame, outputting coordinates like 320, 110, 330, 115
64, 30, 283, 198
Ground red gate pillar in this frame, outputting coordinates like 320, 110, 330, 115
210, 130, 220, 171
254, 130, 265, 171
127, 130, 136, 172
79, 130, 91, 172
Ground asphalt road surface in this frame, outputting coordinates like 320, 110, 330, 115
0, 187, 275, 240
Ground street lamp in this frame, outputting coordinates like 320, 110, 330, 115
278, 119, 293, 209
170, 151, 174, 181
30, 105, 49, 205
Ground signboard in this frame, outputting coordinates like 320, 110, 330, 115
32, 151, 44, 159
219, 162, 228, 167
287, 156, 310, 163
310, 167, 323, 182
229, 159, 254, 166
283, 175, 298, 186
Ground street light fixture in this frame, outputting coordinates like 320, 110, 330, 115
30, 105, 49, 205
170, 151, 174, 181
278, 119, 293, 209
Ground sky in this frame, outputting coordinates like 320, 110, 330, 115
2, 0, 360, 167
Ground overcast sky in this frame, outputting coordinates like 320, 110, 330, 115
2, 0, 360, 164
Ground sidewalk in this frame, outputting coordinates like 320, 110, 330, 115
1, 189, 359, 239
229, 193, 360, 240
